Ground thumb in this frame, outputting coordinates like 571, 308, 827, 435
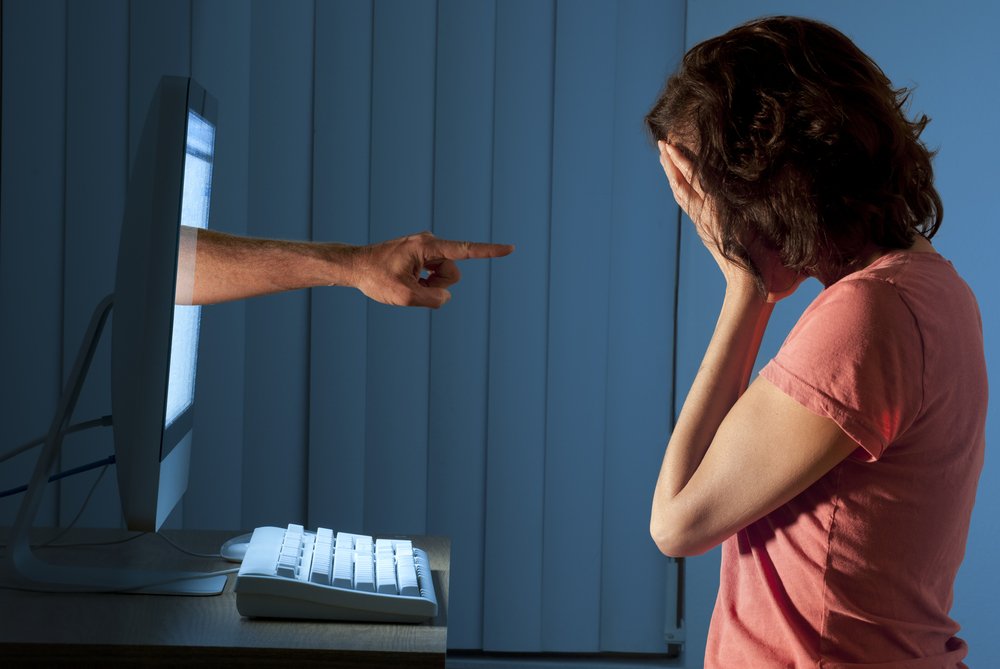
409, 285, 452, 309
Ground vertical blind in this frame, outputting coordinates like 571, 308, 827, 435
0, 0, 687, 654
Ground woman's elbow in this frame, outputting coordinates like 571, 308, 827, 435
650, 510, 714, 558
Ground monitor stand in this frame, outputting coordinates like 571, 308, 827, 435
0, 295, 226, 595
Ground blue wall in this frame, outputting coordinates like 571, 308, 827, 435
1, 0, 996, 665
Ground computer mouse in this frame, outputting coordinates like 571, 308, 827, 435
220, 532, 254, 563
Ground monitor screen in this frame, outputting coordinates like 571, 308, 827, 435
165, 111, 214, 429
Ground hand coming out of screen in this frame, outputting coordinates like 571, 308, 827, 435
177, 226, 514, 307
352, 231, 514, 309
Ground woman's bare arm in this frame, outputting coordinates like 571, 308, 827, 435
649, 141, 855, 557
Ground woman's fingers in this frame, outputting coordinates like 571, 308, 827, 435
664, 143, 705, 198
659, 141, 696, 210
659, 142, 729, 262
659, 141, 708, 227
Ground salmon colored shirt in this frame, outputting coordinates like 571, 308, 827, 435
705, 250, 987, 668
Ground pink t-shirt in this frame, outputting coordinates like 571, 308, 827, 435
705, 250, 987, 668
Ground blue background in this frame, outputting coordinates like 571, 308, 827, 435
1, 1, 996, 666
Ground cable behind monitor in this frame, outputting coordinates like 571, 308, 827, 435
0, 294, 226, 596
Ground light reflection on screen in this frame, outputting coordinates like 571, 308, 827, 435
165, 111, 214, 428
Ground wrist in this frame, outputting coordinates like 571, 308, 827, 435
318, 242, 363, 288
719, 283, 774, 350
723, 276, 766, 306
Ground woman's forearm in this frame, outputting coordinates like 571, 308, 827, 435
650, 286, 773, 541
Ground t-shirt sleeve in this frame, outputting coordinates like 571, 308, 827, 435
759, 278, 923, 461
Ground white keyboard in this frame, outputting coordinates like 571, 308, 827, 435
234, 524, 438, 623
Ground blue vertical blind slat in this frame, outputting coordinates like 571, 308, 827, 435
0, 0, 67, 527
187, 0, 252, 531
426, 0, 496, 650
365, 0, 437, 536
599, 0, 686, 652
60, 0, 129, 529
308, 0, 373, 534
128, 1, 191, 173
483, 0, 555, 652
243, 0, 314, 528
542, 0, 619, 651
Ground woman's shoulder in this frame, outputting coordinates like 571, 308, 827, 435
819, 249, 959, 310
800, 248, 979, 357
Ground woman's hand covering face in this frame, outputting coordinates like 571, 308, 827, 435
658, 140, 805, 302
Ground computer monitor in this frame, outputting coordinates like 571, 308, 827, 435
113, 76, 215, 531
0, 76, 226, 595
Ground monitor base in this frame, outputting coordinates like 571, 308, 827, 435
0, 545, 227, 595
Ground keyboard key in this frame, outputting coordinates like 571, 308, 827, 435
332, 549, 354, 589
310, 540, 332, 584
354, 552, 375, 592
397, 554, 419, 596
276, 551, 298, 578
310, 561, 330, 584
376, 555, 397, 594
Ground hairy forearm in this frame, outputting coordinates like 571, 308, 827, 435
178, 227, 356, 305
651, 286, 773, 542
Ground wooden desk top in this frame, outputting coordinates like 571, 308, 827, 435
0, 527, 449, 668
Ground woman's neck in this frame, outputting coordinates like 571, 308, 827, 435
815, 235, 937, 287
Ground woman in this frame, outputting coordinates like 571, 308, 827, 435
646, 16, 986, 668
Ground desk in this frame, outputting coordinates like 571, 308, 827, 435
0, 528, 449, 668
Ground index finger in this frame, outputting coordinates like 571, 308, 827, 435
430, 239, 515, 260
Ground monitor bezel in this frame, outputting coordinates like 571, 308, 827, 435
111, 76, 217, 532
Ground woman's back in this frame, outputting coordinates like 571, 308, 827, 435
706, 249, 987, 668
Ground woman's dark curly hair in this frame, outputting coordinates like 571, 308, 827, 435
645, 16, 942, 290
